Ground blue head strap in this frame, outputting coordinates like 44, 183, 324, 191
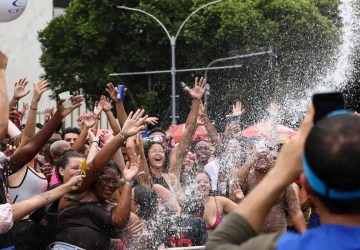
303, 109, 360, 199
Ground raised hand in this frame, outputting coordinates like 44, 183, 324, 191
123, 154, 141, 182
88, 128, 99, 144
83, 113, 96, 129
32, 79, 48, 104
232, 100, 244, 116
14, 78, 30, 100
121, 109, 147, 139
44, 107, 55, 124
9, 107, 21, 126
20, 102, 29, 114
100, 95, 111, 111
105, 82, 118, 102
145, 116, 158, 125
93, 102, 102, 118
185, 77, 207, 100
0, 50, 8, 70
231, 182, 244, 200
58, 94, 84, 118
106, 82, 127, 103
77, 114, 84, 130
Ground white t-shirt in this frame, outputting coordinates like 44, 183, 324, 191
204, 160, 219, 191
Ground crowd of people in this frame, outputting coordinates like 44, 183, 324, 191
1, 48, 359, 250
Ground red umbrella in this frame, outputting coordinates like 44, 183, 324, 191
240, 121, 296, 142
167, 124, 210, 143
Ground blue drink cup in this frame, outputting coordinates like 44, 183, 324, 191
117, 85, 125, 100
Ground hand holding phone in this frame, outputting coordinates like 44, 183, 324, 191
312, 92, 345, 123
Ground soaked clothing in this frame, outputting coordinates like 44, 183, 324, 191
54, 200, 117, 250
206, 196, 222, 231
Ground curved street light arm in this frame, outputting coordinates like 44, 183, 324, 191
117, 6, 172, 41
174, 0, 223, 40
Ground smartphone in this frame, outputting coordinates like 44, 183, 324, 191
312, 92, 345, 123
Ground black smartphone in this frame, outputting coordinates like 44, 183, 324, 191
312, 92, 345, 123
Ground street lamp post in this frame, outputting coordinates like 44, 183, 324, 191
117, 0, 223, 125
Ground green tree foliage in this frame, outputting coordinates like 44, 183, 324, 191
39, 0, 340, 129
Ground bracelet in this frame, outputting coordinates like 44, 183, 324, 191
119, 133, 125, 140
124, 181, 134, 187
30, 106, 37, 110
91, 141, 99, 144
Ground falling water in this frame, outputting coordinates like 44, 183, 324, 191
281, 0, 360, 124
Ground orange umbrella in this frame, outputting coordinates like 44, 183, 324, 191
167, 124, 210, 143
240, 121, 296, 142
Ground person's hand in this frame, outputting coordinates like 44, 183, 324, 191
93, 102, 102, 118
76, 114, 84, 130
274, 106, 314, 180
39, 162, 53, 182
58, 95, 84, 118
4, 144, 16, 156
31, 79, 48, 104
13, 78, 30, 100
83, 113, 96, 129
99, 129, 114, 145
20, 102, 29, 115
123, 154, 142, 182
106, 82, 127, 103
100, 95, 111, 112
44, 107, 55, 124
231, 182, 244, 200
65, 175, 85, 191
232, 100, 244, 116
88, 128, 99, 143
185, 77, 207, 100
145, 116, 158, 125
120, 109, 147, 139
0, 50, 8, 70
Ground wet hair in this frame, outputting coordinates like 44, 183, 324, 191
102, 160, 121, 177
62, 127, 81, 138
147, 127, 165, 137
55, 151, 83, 183
305, 114, 360, 214
133, 185, 158, 221
191, 139, 209, 153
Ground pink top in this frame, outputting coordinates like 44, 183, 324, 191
49, 170, 61, 186
206, 196, 222, 230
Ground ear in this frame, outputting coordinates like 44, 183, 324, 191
300, 173, 315, 195
58, 167, 65, 177
134, 204, 141, 215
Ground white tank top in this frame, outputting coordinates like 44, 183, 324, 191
8, 166, 48, 204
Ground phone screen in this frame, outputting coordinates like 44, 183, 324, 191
312, 92, 345, 123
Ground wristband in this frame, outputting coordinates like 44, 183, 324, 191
91, 141, 99, 144
124, 181, 134, 187
30, 106, 37, 110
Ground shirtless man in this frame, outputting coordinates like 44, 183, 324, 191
238, 150, 306, 233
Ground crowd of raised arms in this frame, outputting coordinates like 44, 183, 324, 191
0, 49, 360, 250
